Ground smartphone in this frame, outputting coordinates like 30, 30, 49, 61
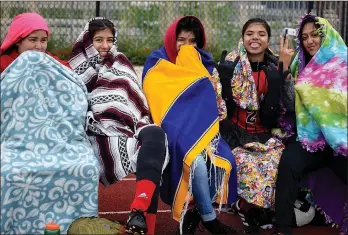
283, 28, 297, 50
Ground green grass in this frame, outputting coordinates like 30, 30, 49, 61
41, 8, 84, 19
3, 7, 85, 19
118, 34, 162, 65
32, 3, 242, 65
179, 2, 201, 16
4, 3, 308, 64
3, 7, 26, 18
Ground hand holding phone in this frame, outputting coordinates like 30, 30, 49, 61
279, 28, 296, 72
282, 28, 297, 50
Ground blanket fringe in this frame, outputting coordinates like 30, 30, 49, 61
179, 133, 228, 234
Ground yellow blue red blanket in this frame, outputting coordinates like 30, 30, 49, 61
142, 45, 237, 222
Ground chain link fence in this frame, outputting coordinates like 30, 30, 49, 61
1, 1, 346, 64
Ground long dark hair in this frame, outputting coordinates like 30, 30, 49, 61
89, 19, 116, 38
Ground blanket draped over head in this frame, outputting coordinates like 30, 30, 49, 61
290, 14, 347, 157
1, 50, 100, 234
69, 17, 166, 185
142, 44, 237, 223
0, 12, 50, 53
291, 13, 348, 235
209, 39, 284, 209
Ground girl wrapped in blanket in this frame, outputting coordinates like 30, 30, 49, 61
211, 18, 295, 234
142, 16, 238, 235
69, 18, 169, 235
274, 13, 347, 235
1, 12, 100, 234
0, 12, 70, 72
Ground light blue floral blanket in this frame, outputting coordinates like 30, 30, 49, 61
1, 51, 100, 234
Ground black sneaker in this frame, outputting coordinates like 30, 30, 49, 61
202, 218, 238, 234
235, 201, 260, 234
177, 207, 201, 234
271, 227, 291, 235
221, 203, 237, 215
270, 231, 287, 235
254, 207, 274, 230
125, 209, 147, 235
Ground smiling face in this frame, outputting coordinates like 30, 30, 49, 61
243, 23, 269, 59
301, 22, 321, 56
16, 30, 48, 54
92, 28, 114, 59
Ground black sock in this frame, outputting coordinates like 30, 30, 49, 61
202, 218, 218, 231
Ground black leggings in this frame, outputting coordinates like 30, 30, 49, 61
147, 186, 160, 214
136, 125, 166, 187
275, 135, 347, 234
136, 126, 166, 214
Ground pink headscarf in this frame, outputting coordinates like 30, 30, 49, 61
0, 12, 50, 53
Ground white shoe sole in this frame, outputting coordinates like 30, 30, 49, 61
260, 224, 273, 229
